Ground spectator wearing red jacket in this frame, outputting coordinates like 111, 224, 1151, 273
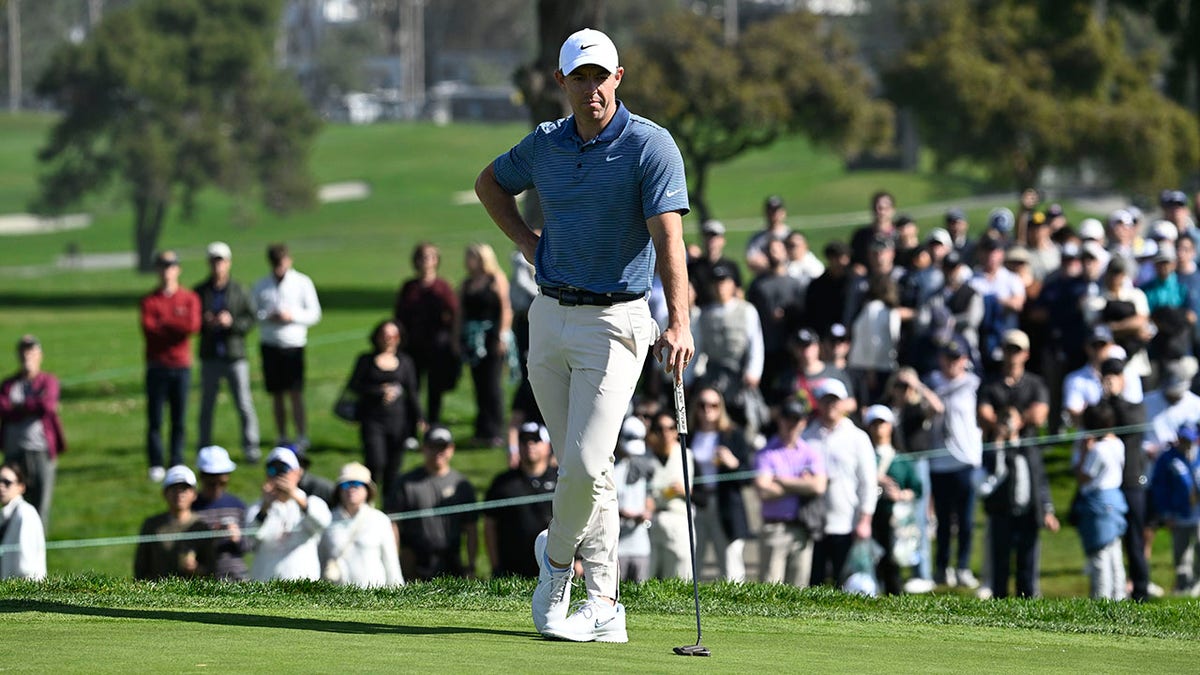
140, 250, 201, 482
0, 335, 65, 529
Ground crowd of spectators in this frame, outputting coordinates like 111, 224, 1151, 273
5, 188, 1200, 601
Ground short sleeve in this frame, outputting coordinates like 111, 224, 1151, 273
639, 129, 689, 218
492, 130, 539, 196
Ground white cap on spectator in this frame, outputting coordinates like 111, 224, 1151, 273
266, 446, 300, 471
619, 416, 647, 456
1078, 218, 1105, 241
197, 445, 237, 474
813, 378, 849, 401
163, 465, 197, 489
207, 241, 232, 260
927, 227, 952, 247
863, 404, 895, 426
1151, 220, 1179, 242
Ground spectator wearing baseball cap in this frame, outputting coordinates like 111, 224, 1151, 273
134, 465, 216, 580
246, 446, 332, 581
193, 445, 251, 580
943, 207, 975, 262
746, 195, 791, 275
772, 328, 854, 413
1, 334, 65, 530
862, 402, 922, 596
1141, 240, 1187, 315
978, 330, 1049, 442
485, 421, 557, 579
803, 242, 853, 341
802, 366, 877, 589
141, 249, 202, 482
193, 241, 262, 465
386, 426, 477, 580
1148, 421, 1200, 595
755, 395, 826, 587
928, 332, 984, 589
688, 220, 742, 307
613, 415, 656, 582
322, 462, 404, 588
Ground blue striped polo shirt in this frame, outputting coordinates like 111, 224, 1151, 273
491, 102, 689, 295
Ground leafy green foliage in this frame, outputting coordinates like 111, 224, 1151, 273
33, 0, 319, 270
886, 0, 1200, 194
619, 10, 894, 221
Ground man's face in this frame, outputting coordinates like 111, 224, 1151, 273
209, 256, 231, 277
157, 260, 180, 286
704, 232, 725, 258
272, 255, 292, 278
423, 442, 453, 470
18, 345, 41, 373
519, 436, 549, 467
874, 196, 895, 224
1002, 343, 1028, 368
557, 64, 622, 125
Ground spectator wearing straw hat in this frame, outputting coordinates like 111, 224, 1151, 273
485, 422, 556, 578
134, 465, 215, 580
246, 446, 331, 581
193, 445, 250, 580
321, 462, 403, 588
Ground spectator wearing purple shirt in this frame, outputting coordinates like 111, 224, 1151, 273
754, 397, 828, 587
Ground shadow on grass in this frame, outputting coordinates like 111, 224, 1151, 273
0, 599, 531, 638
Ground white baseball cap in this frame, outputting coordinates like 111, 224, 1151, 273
197, 445, 237, 475
163, 465, 197, 489
207, 241, 232, 260
1078, 218, 1105, 242
559, 28, 618, 76
266, 446, 300, 471
813, 378, 849, 401
863, 404, 895, 426
619, 416, 647, 456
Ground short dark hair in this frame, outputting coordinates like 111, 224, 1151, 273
1081, 402, 1116, 432
411, 241, 438, 267
267, 243, 290, 266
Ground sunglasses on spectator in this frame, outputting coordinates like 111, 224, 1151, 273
0, 478, 14, 487
266, 463, 292, 477
339, 481, 367, 491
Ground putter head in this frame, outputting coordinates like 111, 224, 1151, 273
673, 644, 711, 657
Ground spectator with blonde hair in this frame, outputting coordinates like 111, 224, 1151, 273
458, 243, 512, 447
687, 386, 750, 581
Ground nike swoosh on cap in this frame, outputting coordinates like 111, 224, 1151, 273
580, 43, 598, 50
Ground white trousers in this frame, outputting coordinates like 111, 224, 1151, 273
528, 294, 657, 599
1087, 539, 1127, 600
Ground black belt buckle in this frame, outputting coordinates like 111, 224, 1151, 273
557, 289, 584, 306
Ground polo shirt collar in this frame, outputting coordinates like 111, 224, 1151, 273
562, 101, 630, 149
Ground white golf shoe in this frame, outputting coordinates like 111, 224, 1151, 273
542, 598, 628, 643
532, 530, 573, 634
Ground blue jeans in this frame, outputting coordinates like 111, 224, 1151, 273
931, 466, 977, 572
146, 365, 190, 468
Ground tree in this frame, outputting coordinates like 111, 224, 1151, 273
1112, 0, 1200, 114
34, 0, 319, 271
618, 10, 894, 222
515, 0, 606, 129
885, 0, 1200, 194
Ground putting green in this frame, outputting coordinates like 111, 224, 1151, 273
3, 604, 1195, 673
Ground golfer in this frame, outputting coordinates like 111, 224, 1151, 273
475, 27, 692, 643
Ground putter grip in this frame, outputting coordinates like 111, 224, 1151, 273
674, 380, 688, 435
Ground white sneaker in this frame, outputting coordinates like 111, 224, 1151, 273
542, 598, 628, 643
148, 466, 166, 483
1147, 582, 1166, 598
532, 530, 573, 634
956, 568, 980, 590
936, 568, 957, 588
903, 577, 935, 594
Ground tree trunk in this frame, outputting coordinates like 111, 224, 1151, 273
8, 0, 20, 112
690, 160, 710, 226
134, 195, 168, 273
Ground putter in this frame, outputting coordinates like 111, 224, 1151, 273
671, 379, 711, 657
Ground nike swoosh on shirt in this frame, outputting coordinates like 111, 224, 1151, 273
606, 155, 623, 162
665, 188, 683, 198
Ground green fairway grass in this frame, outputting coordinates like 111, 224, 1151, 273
1, 578, 1197, 673
0, 112, 1167, 598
